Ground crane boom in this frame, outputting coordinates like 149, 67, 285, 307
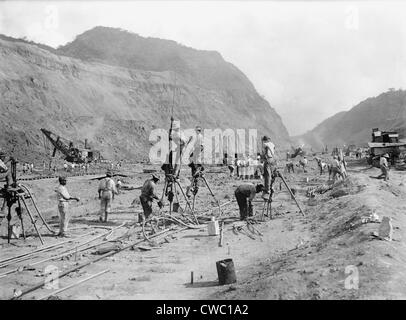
40, 128, 93, 163
41, 129, 72, 158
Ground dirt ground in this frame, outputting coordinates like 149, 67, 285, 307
0, 159, 405, 300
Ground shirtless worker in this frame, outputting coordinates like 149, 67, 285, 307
55, 176, 80, 237
98, 171, 118, 222
234, 183, 264, 220
139, 174, 163, 223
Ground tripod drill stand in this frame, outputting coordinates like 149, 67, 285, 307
261, 169, 305, 219
159, 173, 198, 224
187, 167, 222, 218
0, 158, 55, 245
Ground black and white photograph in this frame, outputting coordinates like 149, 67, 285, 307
0, 0, 406, 306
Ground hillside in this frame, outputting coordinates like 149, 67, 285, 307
0, 27, 290, 163
295, 90, 406, 149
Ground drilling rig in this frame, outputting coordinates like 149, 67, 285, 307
41, 128, 100, 164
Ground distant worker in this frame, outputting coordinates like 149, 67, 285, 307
298, 156, 308, 173
98, 171, 118, 222
30, 163, 34, 173
234, 183, 264, 220
55, 176, 80, 237
338, 155, 348, 178
188, 125, 204, 177
378, 153, 390, 181
315, 157, 329, 175
63, 162, 68, 172
186, 126, 204, 198
285, 160, 295, 173
0, 152, 14, 187
116, 179, 122, 193
261, 136, 276, 199
139, 174, 163, 223
330, 156, 345, 182
228, 158, 235, 177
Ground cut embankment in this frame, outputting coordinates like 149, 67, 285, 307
212, 171, 406, 299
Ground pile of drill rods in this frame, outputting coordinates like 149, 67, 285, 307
0, 224, 126, 278
12, 226, 187, 300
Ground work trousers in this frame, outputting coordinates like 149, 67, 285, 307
139, 196, 153, 222
58, 202, 70, 234
331, 167, 344, 181
100, 191, 113, 220
380, 165, 389, 181
263, 161, 275, 193
234, 191, 253, 220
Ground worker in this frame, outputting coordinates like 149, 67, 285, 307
234, 183, 264, 220
330, 156, 345, 182
378, 153, 390, 181
315, 157, 328, 175
116, 179, 122, 193
298, 156, 308, 173
338, 155, 348, 178
139, 174, 163, 223
228, 157, 235, 177
162, 120, 186, 177
0, 152, 14, 187
188, 125, 204, 176
0, 152, 8, 174
261, 135, 276, 199
254, 155, 263, 179
55, 176, 80, 237
285, 160, 294, 173
185, 126, 204, 198
98, 171, 118, 222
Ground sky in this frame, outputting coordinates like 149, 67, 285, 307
0, 0, 405, 136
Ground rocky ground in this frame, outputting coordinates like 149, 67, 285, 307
0, 158, 405, 300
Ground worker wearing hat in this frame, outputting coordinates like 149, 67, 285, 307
98, 170, 118, 222
261, 135, 276, 199
378, 153, 390, 181
139, 174, 163, 223
234, 183, 264, 220
55, 176, 80, 237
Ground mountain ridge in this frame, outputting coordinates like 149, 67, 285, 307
294, 89, 406, 149
0, 27, 290, 163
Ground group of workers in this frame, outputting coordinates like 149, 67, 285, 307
0, 130, 395, 239
227, 156, 262, 179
